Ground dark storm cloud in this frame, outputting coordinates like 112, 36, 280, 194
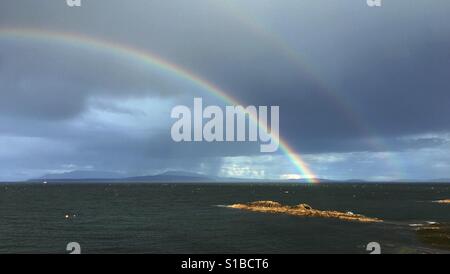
0, 0, 288, 121
0, 41, 188, 120
1, 0, 450, 180
337, 33, 450, 137
199, 0, 450, 154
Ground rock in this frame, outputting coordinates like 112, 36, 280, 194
295, 204, 312, 210
249, 201, 282, 208
228, 201, 382, 223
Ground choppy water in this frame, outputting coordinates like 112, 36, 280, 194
0, 183, 449, 254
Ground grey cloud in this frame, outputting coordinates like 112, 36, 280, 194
0, 42, 188, 120
1, 0, 450, 180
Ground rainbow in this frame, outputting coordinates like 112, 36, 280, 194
0, 27, 319, 183
212, 2, 405, 178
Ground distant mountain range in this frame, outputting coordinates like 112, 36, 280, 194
32, 170, 212, 183
37, 170, 122, 180
31, 170, 328, 183
28, 170, 450, 183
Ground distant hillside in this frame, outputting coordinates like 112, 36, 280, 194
31, 170, 212, 183
30, 170, 446, 183
429, 178, 450, 183
123, 171, 212, 182
37, 170, 122, 181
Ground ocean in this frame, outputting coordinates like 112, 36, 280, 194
0, 183, 448, 254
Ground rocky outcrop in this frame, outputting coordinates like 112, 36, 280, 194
434, 199, 450, 204
228, 201, 382, 223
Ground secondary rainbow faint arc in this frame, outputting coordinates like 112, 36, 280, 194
0, 27, 319, 183
213, 1, 405, 178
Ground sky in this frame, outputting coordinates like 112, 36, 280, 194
1, 0, 450, 181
